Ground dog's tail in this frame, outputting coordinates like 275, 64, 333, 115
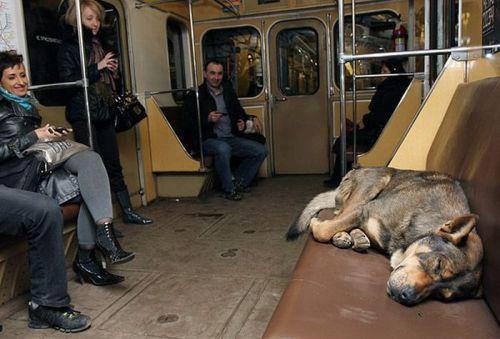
286, 190, 338, 241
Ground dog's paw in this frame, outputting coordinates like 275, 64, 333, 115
331, 232, 353, 249
350, 229, 370, 252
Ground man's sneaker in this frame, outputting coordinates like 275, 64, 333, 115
234, 181, 250, 193
28, 302, 91, 333
222, 190, 243, 201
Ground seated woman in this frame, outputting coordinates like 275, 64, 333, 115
325, 58, 411, 188
0, 50, 133, 286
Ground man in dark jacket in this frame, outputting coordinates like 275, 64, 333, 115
325, 58, 412, 188
185, 59, 267, 201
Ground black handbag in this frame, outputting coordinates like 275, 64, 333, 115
0, 155, 45, 192
111, 92, 147, 132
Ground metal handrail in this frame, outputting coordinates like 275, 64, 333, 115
28, 80, 84, 91
337, 0, 499, 177
354, 72, 425, 80
146, 88, 193, 96
341, 44, 500, 62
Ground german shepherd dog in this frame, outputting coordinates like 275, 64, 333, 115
286, 167, 483, 305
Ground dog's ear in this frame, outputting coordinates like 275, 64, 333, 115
437, 214, 479, 245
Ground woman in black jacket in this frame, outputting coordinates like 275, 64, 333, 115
57, 0, 152, 225
325, 58, 412, 187
0, 50, 134, 285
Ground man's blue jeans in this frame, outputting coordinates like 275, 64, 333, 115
203, 137, 267, 193
0, 185, 70, 308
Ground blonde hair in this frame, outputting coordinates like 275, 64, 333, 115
64, 0, 106, 28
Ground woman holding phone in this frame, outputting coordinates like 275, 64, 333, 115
57, 0, 152, 225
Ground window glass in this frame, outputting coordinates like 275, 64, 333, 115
22, 0, 124, 106
202, 27, 263, 97
167, 19, 187, 104
277, 27, 319, 96
334, 11, 400, 90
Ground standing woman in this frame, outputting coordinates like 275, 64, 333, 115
57, 0, 152, 225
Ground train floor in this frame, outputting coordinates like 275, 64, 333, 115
0, 175, 327, 338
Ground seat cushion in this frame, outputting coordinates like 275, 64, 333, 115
264, 235, 500, 339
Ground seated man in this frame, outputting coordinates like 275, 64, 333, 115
185, 59, 267, 201
0, 185, 90, 333
325, 58, 411, 187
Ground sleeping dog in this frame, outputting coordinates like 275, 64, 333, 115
286, 167, 483, 305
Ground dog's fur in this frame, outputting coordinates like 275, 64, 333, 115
287, 167, 483, 305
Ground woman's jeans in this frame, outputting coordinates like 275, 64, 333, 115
63, 150, 113, 246
202, 137, 267, 193
0, 185, 70, 308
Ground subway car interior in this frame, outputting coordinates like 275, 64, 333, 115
0, 0, 499, 337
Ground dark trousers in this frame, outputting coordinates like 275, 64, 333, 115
72, 120, 127, 193
0, 185, 70, 307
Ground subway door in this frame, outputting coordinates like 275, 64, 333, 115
269, 19, 329, 174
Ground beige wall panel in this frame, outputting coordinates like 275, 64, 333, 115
468, 54, 500, 81
147, 98, 200, 172
389, 59, 465, 170
138, 118, 157, 202
244, 106, 269, 177
358, 79, 423, 167
126, 3, 173, 107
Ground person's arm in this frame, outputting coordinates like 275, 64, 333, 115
57, 44, 101, 84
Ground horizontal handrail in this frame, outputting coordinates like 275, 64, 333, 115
341, 44, 500, 62
28, 80, 84, 91
354, 72, 425, 80
146, 88, 193, 96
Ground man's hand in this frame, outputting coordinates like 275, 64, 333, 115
237, 119, 245, 131
208, 111, 222, 122
252, 117, 263, 134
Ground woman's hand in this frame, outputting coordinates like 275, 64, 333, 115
34, 124, 67, 142
97, 52, 119, 72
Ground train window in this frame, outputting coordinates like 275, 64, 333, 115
22, 0, 125, 106
202, 27, 263, 98
334, 11, 400, 90
167, 19, 187, 104
276, 27, 319, 96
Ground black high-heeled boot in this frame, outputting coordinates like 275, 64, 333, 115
73, 248, 124, 286
116, 189, 153, 225
96, 222, 135, 264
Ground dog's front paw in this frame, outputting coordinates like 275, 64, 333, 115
310, 217, 334, 242
350, 229, 370, 252
331, 232, 353, 249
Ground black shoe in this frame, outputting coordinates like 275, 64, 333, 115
122, 208, 153, 225
222, 190, 242, 201
96, 222, 135, 265
73, 249, 124, 286
116, 189, 153, 225
28, 302, 91, 333
234, 181, 250, 193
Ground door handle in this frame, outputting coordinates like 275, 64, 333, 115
274, 96, 287, 102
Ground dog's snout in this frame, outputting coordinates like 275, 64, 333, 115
387, 283, 418, 306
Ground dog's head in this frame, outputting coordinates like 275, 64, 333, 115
387, 214, 483, 306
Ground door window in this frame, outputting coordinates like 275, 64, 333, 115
276, 27, 319, 96
202, 27, 263, 98
167, 19, 188, 104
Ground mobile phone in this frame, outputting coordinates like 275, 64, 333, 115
53, 127, 69, 133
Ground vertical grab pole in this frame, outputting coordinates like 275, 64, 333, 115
338, 0, 347, 177
458, 0, 463, 47
351, 0, 357, 167
188, 0, 205, 170
75, 0, 94, 149
424, 0, 431, 95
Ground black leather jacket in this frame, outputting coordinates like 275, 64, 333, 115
0, 97, 80, 203
57, 27, 111, 123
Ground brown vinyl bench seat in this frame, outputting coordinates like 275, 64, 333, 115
264, 77, 500, 338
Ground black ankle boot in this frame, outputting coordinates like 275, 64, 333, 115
73, 248, 124, 286
116, 189, 153, 225
96, 222, 135, 264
